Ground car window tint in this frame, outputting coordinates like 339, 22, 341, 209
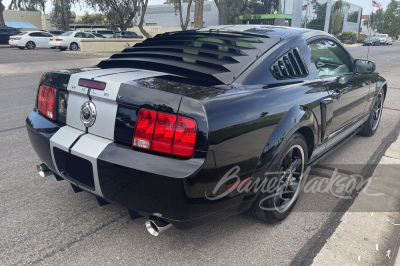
308, 39, 352, 77
84, 33, 95, 38
60, 32, 73, 36
42, 33, 52, 37
75, 33, 83, 38
29, 32, 39, 37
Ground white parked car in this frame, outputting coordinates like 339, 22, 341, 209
49, 31, 96, 51
87, 29, 114, 38
9, 31, 54, 49
376, 34, 389, 45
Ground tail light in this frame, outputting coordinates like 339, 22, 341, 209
38, 85, 56, 120
15, 37, 21, 40
50, 38, 53, 41
133, 109, 197, 157
56, 39, 63, 41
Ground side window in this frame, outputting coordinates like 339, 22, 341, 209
84, 33, 95, 38
75, 33, 83, 38
42, 33, 52, 37
29, 32, 39, 37
307, 39, 352, 77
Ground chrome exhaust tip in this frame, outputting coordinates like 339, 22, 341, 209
145, 217, 172, 236
36, 163, 52, 177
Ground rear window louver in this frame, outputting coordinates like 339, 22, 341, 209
97, 30, 281, 85
271, 48, 308, 79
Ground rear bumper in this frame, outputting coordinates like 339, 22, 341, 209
26, 110, 248, 229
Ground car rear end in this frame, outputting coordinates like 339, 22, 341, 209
377, 34, 388, 44
9, 32, 27, 47
25, 68, 226, 229
49, 37, 68, 49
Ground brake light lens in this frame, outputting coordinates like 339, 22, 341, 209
38, 85, 56, 120
56, 39, 63, 41
172, 117, 197, 157
78, 79, 106, 90
152, 112, 176, 153
133, 109, 157, 149
15, 37, 21, 40
133, 109, 197, 157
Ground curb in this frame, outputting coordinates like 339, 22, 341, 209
312, 134, 400, 265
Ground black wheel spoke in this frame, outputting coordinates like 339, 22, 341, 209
273, 144, 305, 212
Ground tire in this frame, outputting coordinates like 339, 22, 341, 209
26, 41, 36, 50
18, 46, 25, 50
359, 90, 384, 136
251, 132, 308, 223
70, 42, 79, 51
59, 47, 67, 51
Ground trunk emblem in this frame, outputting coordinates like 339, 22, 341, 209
80, 101, 97, 127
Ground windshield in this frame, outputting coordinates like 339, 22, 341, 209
60, 32, 73, 36
377, 35, 386, 38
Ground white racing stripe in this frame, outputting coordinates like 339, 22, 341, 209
87, 70, 167, 140
48, 68, 171, 195
66, 69, 140, 133
50, 126, 85, 174
70, 134, 113, 197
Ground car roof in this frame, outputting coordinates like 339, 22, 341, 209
197, 25, 329, 39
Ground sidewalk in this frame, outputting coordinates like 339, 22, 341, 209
312, 135, 400, 265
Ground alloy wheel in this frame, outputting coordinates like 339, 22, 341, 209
371, 92, 383, 131
274, 144, 305, 213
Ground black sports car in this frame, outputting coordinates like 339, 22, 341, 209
26, 25, 386, 236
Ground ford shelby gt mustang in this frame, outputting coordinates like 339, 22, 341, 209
26, 25, 386, 236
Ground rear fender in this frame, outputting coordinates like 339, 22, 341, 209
255, 105, 317, 175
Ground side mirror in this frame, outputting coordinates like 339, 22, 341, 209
355, 59, 376, 74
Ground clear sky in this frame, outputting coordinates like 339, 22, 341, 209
2, 0, 392, 16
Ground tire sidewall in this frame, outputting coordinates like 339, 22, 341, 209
367, 90, 384, 135
26, 41, 35, 49
70, 43, 78, 51
255, 132, 308, 221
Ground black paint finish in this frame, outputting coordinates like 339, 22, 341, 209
26, 26, 387, 230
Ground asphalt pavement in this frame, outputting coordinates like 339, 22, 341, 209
0, 44, 399, 265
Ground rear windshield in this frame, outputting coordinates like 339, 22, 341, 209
97, 30, 113, 34
17, 32, 28, 36
60, 32, 73, 36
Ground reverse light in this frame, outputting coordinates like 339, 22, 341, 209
38, 85, 56, 120
133, 109, 197, 157
78, 79, 106, 90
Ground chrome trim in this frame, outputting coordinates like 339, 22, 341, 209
80, 101, 97, 127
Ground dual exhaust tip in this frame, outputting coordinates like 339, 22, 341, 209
37, 163, 171, 236
145, 217, 172, 236
36, 163, 52, 177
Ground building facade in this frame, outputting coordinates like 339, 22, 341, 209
238, 0, 362, 34
3, 10, 51, 31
